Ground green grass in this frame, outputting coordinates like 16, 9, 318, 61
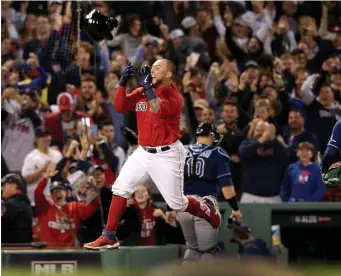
2, 264, 341, 276
299, 266, 341, 276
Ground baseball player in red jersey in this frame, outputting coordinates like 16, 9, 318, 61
84, 59, 221, 250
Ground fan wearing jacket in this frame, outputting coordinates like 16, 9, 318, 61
117, 184, 168, 246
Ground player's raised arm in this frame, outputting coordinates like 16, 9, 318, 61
137, 59, 178, 115
114, 63, 143, 113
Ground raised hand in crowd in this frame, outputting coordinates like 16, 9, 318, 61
258, 122, 276, 144
247, 118, 261, 139
97, 130, 108, 143
159, 19, 169, 40
88, 175, 96, 187
65, 140, 80, 159
1, 87, 23, 106
182, 71, 192, 93
79, 133, 90, 161
276, 16, 290, 35
273, 57, 286, 72
27, 52, 39, 68
224, 5, 233, 27
63, 1, 72, 25
88, 99, 101, 117
46, 162, 58, 178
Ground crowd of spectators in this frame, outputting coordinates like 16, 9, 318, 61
2, 1, 341, 247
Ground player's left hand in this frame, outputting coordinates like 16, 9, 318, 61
231, 210, 242, 223
138, 65, 153, 90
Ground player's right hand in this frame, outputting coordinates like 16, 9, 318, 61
119, 62, 135, 87
231, 210, 242, 223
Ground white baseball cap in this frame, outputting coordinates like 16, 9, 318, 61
181, 17, 197, 29
48, 0, 63, 5
170, 29, 184, 40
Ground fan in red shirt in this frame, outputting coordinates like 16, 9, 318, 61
118, 184, 167, 246
34, 163, 99, 247
84, 59, 221, 251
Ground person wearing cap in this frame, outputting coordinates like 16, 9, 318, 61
281, 142, 325, 202
21, 86, 51, 124
180, 16, 211, 71
169, 29, 184, 47
34, 163, 99, 247
161, 27, 185, 76
215, 3, 265, 72
132, 37, 161, 68
21, 126, 63, 207
45, 92, 93, 149
229, 222, 274, 259
196, 8, 219, 60
79, 164, 113, 244
2, 173, 33, 244
182, 16, 200, 37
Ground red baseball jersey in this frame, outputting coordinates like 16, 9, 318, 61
114, 83, 182, 147
34, 177, 99, 246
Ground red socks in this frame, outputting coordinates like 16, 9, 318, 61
105, 196, 127, 232
185, 196, 211, 221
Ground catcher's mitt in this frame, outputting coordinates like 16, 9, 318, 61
323, 161, 341, 187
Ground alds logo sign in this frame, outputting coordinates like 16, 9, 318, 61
31, 261, 77, 275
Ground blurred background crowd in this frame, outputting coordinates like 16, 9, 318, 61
1, 0, 341, 248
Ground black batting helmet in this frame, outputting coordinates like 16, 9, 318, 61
196, 122, 221, 145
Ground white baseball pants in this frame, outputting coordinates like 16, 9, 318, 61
112, 140, 189, 211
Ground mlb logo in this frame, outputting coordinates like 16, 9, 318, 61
31, 261, 77, 275
136, 102, 147, 111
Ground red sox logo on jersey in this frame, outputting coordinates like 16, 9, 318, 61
136, 102, 147, 112
141, 218, 155, 238
298, 171, 310, 184
48, 215, 75, 233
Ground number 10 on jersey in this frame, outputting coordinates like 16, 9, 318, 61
186, 157, 205, 178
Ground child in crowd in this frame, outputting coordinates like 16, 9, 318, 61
281, 142, 326, 202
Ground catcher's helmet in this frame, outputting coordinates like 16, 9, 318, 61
196, 122, 221, 144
